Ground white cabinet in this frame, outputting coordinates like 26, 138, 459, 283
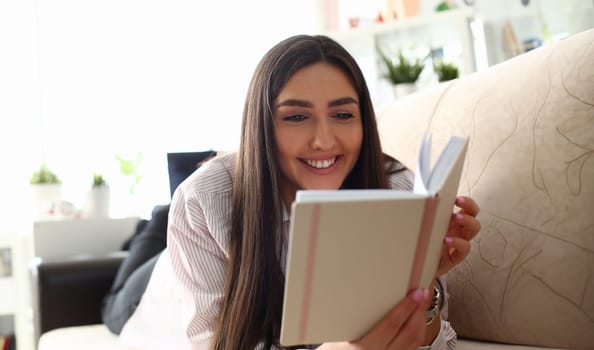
0, 245, 16, 350
0, 233, 31, 350
0, 246, 14, 317
326, 7, 484, 109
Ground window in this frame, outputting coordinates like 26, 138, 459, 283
1, 0, 317, 220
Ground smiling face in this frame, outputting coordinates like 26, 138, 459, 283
274, 62, 363, 205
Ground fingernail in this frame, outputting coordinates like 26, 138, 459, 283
456, 213, 464, 221
457, 197, 465, 205
423, 288, 430, 300
444, 236, 454, 244
411, 289, 424, 302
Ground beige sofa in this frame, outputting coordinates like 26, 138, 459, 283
377, 28, 594, 349
38, 28, 593, 350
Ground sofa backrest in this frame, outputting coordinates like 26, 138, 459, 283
32, 217, 139, 259
376, 28, 594, 349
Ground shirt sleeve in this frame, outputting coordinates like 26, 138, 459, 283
119, 156, 235, 350
423, 320, 457, 350
118, 186, 228, 350
118, 249, 210, 350
387, 166, 415, 191
167, 183, 229, 345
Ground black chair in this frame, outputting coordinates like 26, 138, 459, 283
30, 252, 128, 341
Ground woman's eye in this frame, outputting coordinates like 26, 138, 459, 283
284, 114, 307, 122
335, 113, 354, 120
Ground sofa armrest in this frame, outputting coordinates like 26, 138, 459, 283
30, 251, 128, 340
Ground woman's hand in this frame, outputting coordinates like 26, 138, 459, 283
318, 288, 431, 350
436, 195, 481, 277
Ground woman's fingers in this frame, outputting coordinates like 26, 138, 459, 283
357, 289, 429, 349
455, 196, 480, 217
448, 212, 481, 240
447, 196, 481, 240
386, 302, 427, 350
443, 236, 471, 266
437, 195, 481, 276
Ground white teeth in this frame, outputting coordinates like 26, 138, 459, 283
306, 157, 336, 169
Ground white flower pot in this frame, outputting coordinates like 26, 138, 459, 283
85, 186, 111, 218
30, 183, 62, 220
393, 83, 417, 99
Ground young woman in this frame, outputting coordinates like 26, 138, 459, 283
119, 34, 480, 350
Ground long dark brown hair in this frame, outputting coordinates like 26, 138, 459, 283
212, 34, 400, 350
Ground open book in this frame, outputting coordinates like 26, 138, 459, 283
280, 133, 469, 346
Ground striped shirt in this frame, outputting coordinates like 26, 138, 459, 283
120, 152, 456, 350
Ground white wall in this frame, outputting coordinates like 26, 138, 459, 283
1, 0, 591, 226
0, 0, 318, 224
0, 0, 41, 229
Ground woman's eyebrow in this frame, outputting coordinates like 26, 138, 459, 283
328, 97, 358, 107
277, 97, 359, 109
276, 99, 313, 108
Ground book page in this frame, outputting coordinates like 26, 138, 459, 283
414, 132, 432, 195
418, 136, 469, 288
427, 137, 468, 193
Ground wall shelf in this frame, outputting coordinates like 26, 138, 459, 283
326, 7, 481, 108
328, 7, 475, 41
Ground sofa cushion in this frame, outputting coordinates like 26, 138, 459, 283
376, 28, 594, 349
38, 324, 125, 350
457, 339, 562, 350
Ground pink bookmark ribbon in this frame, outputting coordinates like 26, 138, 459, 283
299, 204, 321, 344
407, 196, 439, 291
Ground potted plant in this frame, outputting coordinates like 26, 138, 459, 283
113, 152, 144, 217
85, 173, 110, 218
116, 153, 143, 195
30, 164, 62, 219
433, 60, 459, 82
92, 174, 107, 188
377, 47, 425, 98
30, 164, 60, 185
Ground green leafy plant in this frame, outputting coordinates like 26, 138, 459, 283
435, 1, 452, 12
92, 174, 107, 188
116, 153, 143, 194
378, 48, 425, 85
433, 61, 459, 82
30, 164, 61, 184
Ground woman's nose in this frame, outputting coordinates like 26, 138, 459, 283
310, 120, 335, 150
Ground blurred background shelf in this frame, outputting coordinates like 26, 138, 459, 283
321, 0, 593, 109
326, 7, 481, 109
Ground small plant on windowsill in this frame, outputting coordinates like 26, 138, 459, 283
377, 47, 425, 98
29, 164, 62, 219
433, 60, 459, 82
378, 48, 425, 85
92, 174, 108, 188
30, 164, 61, 185
86, 173, 110, 218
